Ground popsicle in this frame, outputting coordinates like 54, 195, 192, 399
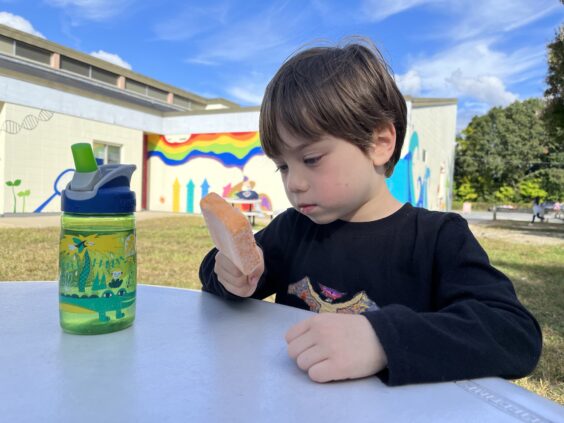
200, 192, 262, 275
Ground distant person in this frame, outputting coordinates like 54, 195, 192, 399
531, 197, 545, 223
554, 201, 561, 220
200, 38, 541, 386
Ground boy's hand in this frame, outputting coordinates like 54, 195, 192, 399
213, 247, 264, 297
285, 313, 387, 383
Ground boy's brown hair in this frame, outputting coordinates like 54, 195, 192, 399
259, 38, 407, 177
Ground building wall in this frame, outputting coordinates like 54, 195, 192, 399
0, 94, 456, 216
1, 103, 144, 214
386, 102, 456, 211
0, 102, 5, 214
410, 104, 457, 211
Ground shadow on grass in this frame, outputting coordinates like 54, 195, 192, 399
476, 220, 564, 241
494, 260, 564, 284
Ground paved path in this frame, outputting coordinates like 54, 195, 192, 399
0, 209, 561, 228
0, 211, 181, 228
458, 210, 562, 225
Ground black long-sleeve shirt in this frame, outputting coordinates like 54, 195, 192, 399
199, 203, 542, 386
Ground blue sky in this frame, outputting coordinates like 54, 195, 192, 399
0, 0, 562, 132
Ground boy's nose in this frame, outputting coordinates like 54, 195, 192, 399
286, 170, 309, 193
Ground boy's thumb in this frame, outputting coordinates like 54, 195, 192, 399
248, 274, 260, 287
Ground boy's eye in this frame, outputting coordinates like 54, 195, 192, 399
304, 156, 322, 166
275, 163, 288, 173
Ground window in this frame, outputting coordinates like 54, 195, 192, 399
92, 67, 118, 85
147, 86, 168, 102
15, 41, 51, 65
93, 142, 121, 164
0, 35, 13, 55
172, 95, 192, 110
125, 79, 146, 95
60, 56, 90, 77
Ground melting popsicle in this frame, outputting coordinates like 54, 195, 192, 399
200, 192, 262, 275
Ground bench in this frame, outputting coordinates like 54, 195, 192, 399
491, 205, 558, 222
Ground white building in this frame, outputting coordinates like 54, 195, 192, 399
0, 24, 457, 216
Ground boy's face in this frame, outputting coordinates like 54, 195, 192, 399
273, 127, 388, 224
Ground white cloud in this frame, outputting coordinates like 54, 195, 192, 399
444, 0, 560, 41
395, 37, 546, 130
153, 4, 229, 41
45, 0, 134, 22
446, 70, 517, 106
396, 38, 543, 104
186, 3, 308, 65
226, 76, 267, 106
357, 0, 559, 38
0, 12, 45, 38
395, 70, 422, 96
185, 58, 219, 66
90, 50, 131, 70
227, 86, 264, 105
360, 0, 441, 22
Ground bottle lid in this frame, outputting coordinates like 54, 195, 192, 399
71, 143, 98, 173
61, 143, 136, 214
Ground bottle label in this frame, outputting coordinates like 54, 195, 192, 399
59, 229, 136, 323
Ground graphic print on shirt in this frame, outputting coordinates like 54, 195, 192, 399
288, 277, 379, 313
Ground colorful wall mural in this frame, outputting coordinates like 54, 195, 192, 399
4, 179, 27, 213
146, 132, 276, 216
3, 170, 74, 214
34, 169, 74, 213
146, 129, 449, 217
147, 132, 263, 169
386, 131, 432, 208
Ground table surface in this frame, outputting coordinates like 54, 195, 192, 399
0, 282, 562, 423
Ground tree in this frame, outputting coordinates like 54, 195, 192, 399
455, 99, 549, 201
541, 24, 564, 200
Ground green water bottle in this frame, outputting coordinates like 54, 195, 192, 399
59, 143, 137, 335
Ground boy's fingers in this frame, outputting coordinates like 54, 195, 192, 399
285, 318, 312, 343
213, 261, 243, 287
307, 359, 334, 383
215, 252, 244, 278
219, 276, 255, 297
287, 330, 316, 359
296, 346, 327, 372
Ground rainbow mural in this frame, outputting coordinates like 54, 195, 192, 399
147, 132, 263, 169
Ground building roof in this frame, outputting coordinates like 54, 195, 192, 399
0, 24, 240, 114
0, 24, 457, 118
406, 96, 458, 107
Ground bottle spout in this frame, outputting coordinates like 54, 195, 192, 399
69, 143, 101, 191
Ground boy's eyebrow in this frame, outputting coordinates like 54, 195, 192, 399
277, 140, 316, 156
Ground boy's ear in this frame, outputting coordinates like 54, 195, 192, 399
368, 122, 396, 167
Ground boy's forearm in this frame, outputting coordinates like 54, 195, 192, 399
363, 303, 542, 386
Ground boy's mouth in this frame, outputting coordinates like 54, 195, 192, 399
298, 204, 316, 214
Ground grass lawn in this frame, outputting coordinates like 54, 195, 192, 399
0, 215, 562, 404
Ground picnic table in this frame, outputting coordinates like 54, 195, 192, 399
0, 281, 562, 422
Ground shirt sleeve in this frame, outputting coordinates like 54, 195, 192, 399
363, 215, 542, 386
199, 210, 293, 300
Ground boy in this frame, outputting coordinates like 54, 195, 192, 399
199, 39, 542, 386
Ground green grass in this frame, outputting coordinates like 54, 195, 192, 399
475, 223, 564, 404
0, 215, 562, 404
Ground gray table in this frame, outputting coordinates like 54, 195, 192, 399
0, 282, 562, 423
